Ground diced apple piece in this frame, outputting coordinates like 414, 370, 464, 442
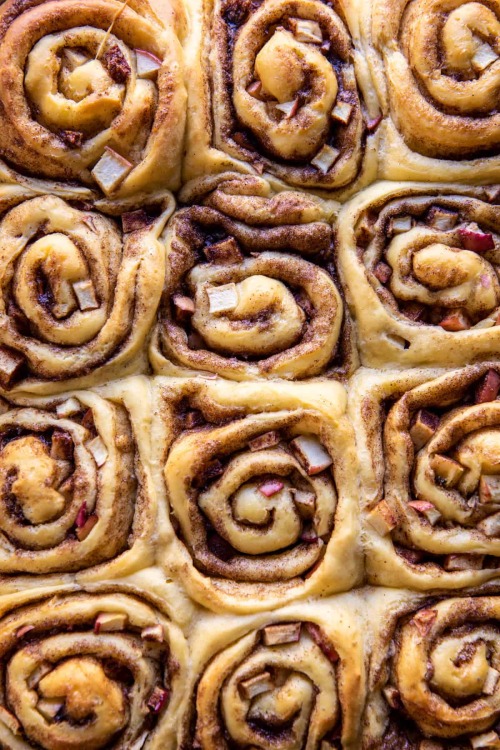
247, 80, 264, 98
75, 502, 87, 529
408, 501, 442, 525
135, 49, 162, 79
430, 454, 464, 488
76, 514, 98, 541
147, 686, 169, 713
122, 209, 151, 233
479, 513, 500, 537
56, 397, 81, 417
471, 730, 500, 749
475, 369, 500, 404
91, 148, 133, 194
206, 283, 239, 314
383, 685, 401, 709
94, 612, 127, 633
258, 479, 284, 497
248, 431, 280, 452
366, 114, 382, 132
292, 490, 316, 518
16, 624, 34, 639
37, 699, 63, 721
331, 101, 353, 124
262, 622, 301, 646
289, 18, 323, 43
204, 237, 244, 264
410, 409, 440, 450
473, 317, 496, 329
141, 624, 164, 642
439, 309, 471, 332
0, 347, 25, 388
426, 206, 459, 230
290, 435, 332, 475
458, 224, 495, 252
443, 554, 484, 571
86, 436, 108, 467
311, 145, 339, 174
412, 608, 438, 636
72, 280, 99, 311
0, 706, 21, 735
390, 216, 413, 234
480, 475, 500, 504
239, 672, 274, 699
367, 500, 397, 535
483, 667, 500, 695
374, 261, 392, 284
27, 662, 52, 689
300, 526, 318, 543
173, 295, 195, 315
472, 43, 499, 72
275, 99, 300, 118
402, 302, 426, 321
50, 431, 73, 460
305, 622, 339, 662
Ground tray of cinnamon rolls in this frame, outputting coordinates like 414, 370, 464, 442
0, 0, 498, 747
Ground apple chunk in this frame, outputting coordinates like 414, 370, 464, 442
290, 435, 332, 475
91, 148, 133, 194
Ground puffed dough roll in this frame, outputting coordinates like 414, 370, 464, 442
359, 0, 500, 182
151, 376, 362, 614
338, 181, 500, 368
350, 365, 500, 590
180, 593, 367, 750
0, 587, 188, 750
0, 193, 173, 393
150, 173, 358, 380
0, 0, 186, 198
182, 0, 381, 197
363, 589, 500, 749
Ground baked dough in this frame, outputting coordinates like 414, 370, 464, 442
338, 181, 500, 368
150, 173, 358, 380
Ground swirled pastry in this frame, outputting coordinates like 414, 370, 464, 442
181, 593, 366, 750
183, 0, 380, 196
338, 181, 500, 368
0, 377, 155, 580
0, 588, 187, 749
364, 590, 500, 749
151, 377, 361, 613
360, 0, 500, 182
0, 0, 186, 198
0, 193, 173, 393
350, 365, 500, 590
150, 173, 357, 380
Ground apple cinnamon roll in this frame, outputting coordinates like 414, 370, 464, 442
364, 591, 500, 749
0, 0, 186, 198
150, 174, 356, 380
152, 377, 361, 613
0, 378, 155, 579
362, 0, 500, 182
350, 365, 500, 590
0, 590, 187, 750
182, 595, 366, 750
183, 0, 380, 196
0, 193, 172, 393
338, 181, 500, 368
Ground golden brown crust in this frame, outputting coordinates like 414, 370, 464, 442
150, 173, 357, 380
182, 0, 381, 197
338, 181, 500, 368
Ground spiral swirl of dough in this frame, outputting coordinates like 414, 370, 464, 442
0, 592, 186, 750
210, 0, 371, 190
0, 0, 186, 196
373, 0, 500, 159
392, 597, 500, 739
193, 621, 339, 750
0, 194, 169, 390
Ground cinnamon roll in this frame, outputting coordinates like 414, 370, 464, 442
0, 193, 173, 393
0, 589, 187, 749
182, 594, 366, 750
364, 590, 500, 749
0, 0, 186, 198
150, 174, 356, 380
350, 365, 500, 590
361, 0, 500, 182
152, 377, 361, 613
0, 377, 154, 579
183, 0, 380, 196
338, 181, 500, 368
